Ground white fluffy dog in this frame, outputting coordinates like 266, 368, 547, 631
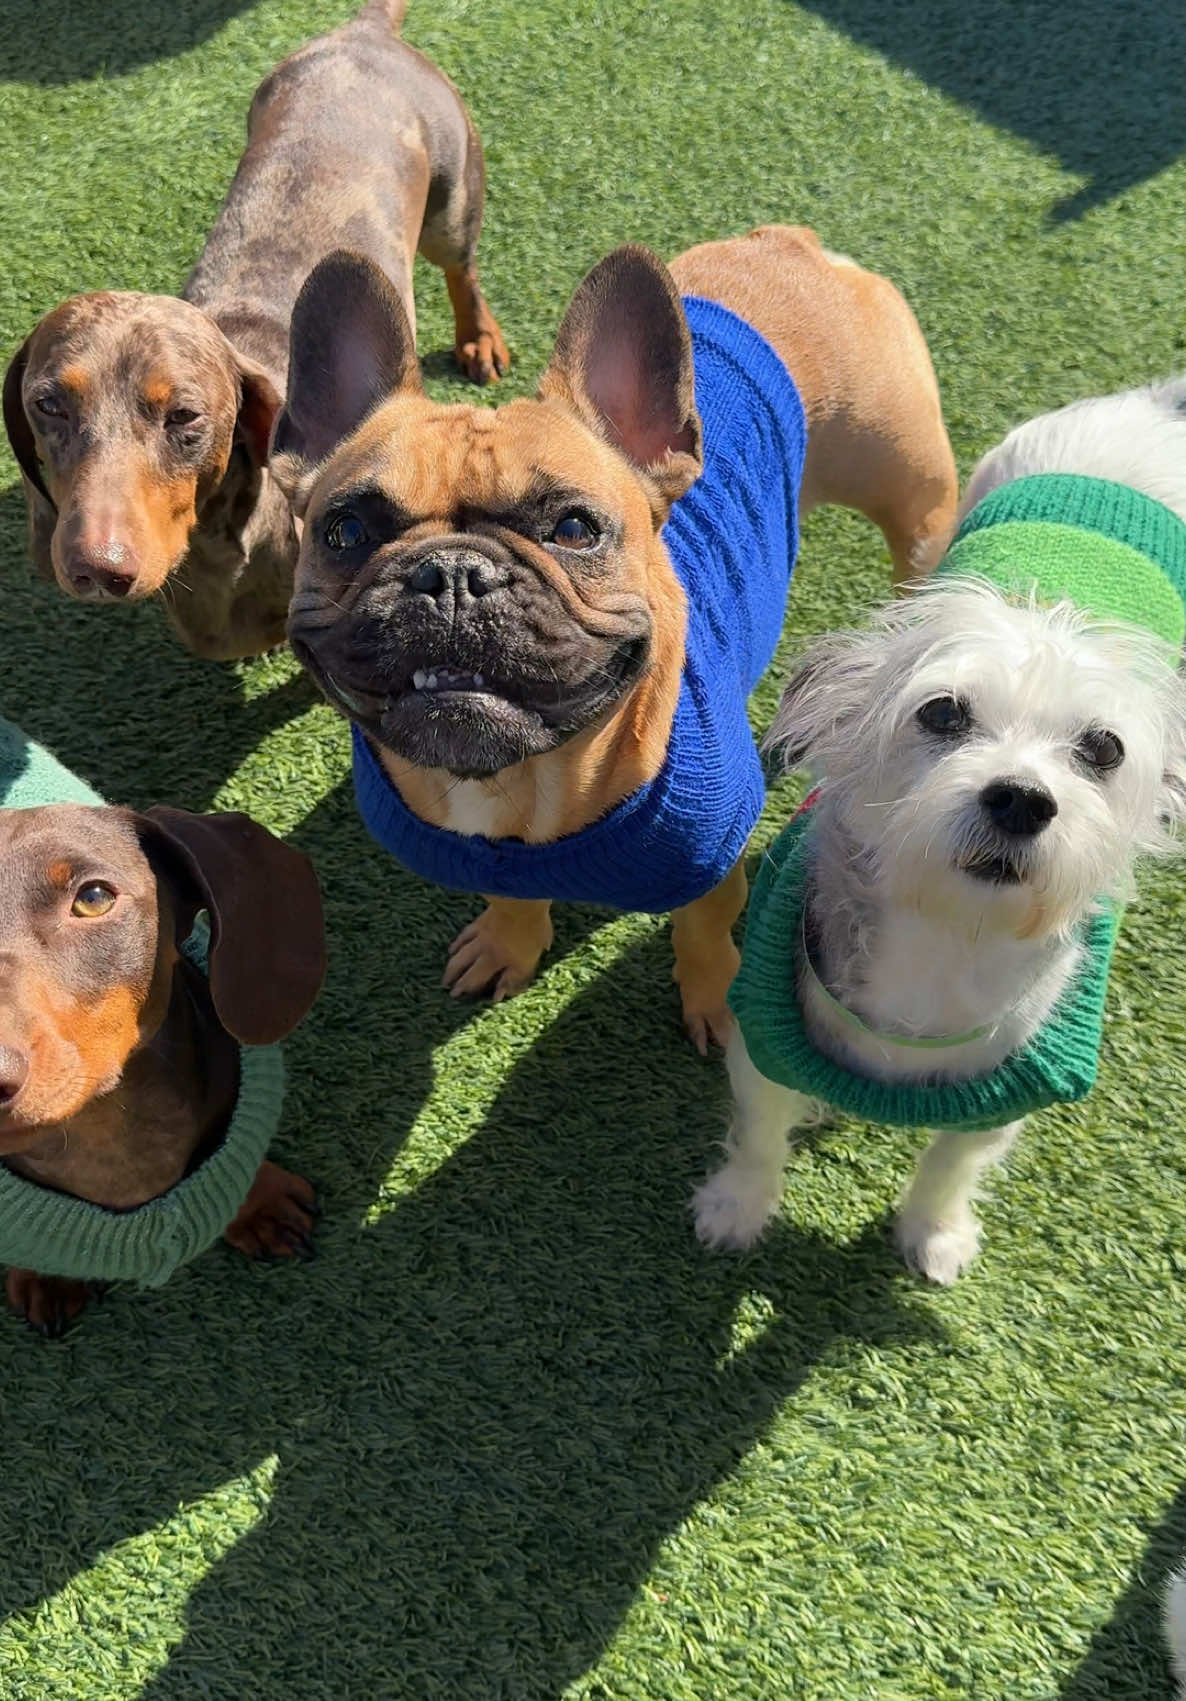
694, 378, 1186, 1281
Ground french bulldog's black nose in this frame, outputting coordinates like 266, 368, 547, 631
0, 1044, 29, 1105
406, 549, 509, 603
980, 779, 1058, 836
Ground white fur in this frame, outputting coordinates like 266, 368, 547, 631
695, 379, 1186, 1277
1166, 1568, 1186, 1699
961, 376, 1186, 526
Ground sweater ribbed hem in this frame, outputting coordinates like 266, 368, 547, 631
943, 473, 1186, 646
351, 294, 807, 913
728, 808, 1118, 1129
0, 925, 284, 1286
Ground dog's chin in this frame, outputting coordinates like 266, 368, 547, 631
294, 631, 650, 777
377, 687, 558, 777
957, 851, 1025, 886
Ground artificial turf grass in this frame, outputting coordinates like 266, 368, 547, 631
2, 0, 1186, 1696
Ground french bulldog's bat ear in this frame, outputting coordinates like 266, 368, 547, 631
270, 250, 421, 515
3, 333, 59, 579
539, 245, 703, 512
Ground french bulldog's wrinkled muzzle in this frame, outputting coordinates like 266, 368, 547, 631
289, 523, 653, 778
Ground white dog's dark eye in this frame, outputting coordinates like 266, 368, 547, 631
1076, 728, 1125, 773
916, 696, 972, 736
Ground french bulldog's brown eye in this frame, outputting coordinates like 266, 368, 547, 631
325, 510, 369, 552
70, 882, 117, 918
33, 393, 65, 419
1076, 727, 1124, 773
550, 512, 599, 549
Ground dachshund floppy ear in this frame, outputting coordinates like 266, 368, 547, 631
136, 807, 326, 1046
3, 335, 58, 579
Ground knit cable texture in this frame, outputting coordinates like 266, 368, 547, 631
352, 293, 808, 913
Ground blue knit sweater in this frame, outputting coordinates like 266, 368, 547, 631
353, 295, 807, 913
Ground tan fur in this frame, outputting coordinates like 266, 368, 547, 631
669, 226, 957, 584
287, 225, 958, 1039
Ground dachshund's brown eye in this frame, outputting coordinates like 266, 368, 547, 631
70, 882, 117, 918
166, 408, 200, 430
33, 394, 64, 419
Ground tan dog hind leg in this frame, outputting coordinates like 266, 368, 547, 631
669, 226, 959, 592
670, 856, 748, 1055
444, 897, 554, 1001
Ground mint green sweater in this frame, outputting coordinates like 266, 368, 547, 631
0, 720, 284, 1286
730, 472, 1186, 1130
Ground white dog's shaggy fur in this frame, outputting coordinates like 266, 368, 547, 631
694, 378, 1186, 1281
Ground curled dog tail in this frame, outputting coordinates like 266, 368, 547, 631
1166, 1567, 1186, 1699
357, 0, 407, 32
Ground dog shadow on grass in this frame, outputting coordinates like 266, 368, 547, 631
0, 913, 942, 1701
1058, 1483, 1186, 1701
790, 0, 1186, 222
0, 483, 321, 811
2, 0, 259, 83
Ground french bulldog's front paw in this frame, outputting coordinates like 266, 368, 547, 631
225, 1161, 317, 1262
682, 1001, 735, 1056
456, 323, 510, 385
443, 904, 551, 1001
894, 1206, 980, 1285
693, 1162, 781, 1251
674, 947, 740, 1056
6, 1267, 96, 1336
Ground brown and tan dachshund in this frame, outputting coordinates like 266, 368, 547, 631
2, 0, 508, 659
0, 804, 326, 1335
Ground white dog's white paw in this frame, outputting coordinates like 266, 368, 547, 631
693, 1163, 781, 1250
894, 1208, 981, 1285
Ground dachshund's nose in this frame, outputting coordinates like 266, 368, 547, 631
0, 1045, 30, 1106
65, 538, 139, 601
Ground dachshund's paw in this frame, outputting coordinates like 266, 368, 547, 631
6, 1267, 99, 1337
225, 1160, 317, 1262
456, 322, 510, 385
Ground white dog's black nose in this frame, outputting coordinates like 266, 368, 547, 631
979, 779, 1058, 836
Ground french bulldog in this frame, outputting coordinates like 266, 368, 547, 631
273, 224, 957, 1048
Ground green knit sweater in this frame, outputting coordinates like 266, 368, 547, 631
0, 719, 284, 1286
938, 472, 1186, 644
729, 807, 1119, 1129
730, 471, 1186, 1130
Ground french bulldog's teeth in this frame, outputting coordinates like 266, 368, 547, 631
413, 669, 426, 690
426, 673, 438, 690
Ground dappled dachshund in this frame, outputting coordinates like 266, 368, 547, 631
0, 725, 326, 1335
2, 0, 507, 659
